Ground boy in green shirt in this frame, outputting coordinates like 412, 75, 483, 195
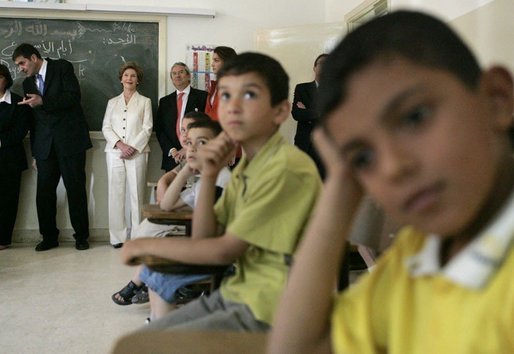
120, 52, 321, 331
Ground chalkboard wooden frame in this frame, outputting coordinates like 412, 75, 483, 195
0, 9, 167, 134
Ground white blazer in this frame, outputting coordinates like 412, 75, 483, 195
102, 91, 153, 153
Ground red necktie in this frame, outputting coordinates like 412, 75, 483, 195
175, 92, 185, 139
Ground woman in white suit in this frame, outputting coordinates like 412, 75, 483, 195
102, 62, 152, 248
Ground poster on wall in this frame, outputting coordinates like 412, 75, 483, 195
186, 44, 215, 91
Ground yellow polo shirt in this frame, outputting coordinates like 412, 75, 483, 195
331, 189, 514, 353
215, 131, 321, 324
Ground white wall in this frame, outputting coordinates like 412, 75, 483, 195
325, 0, 495, 22
255, 22, 346, 142
449, 0, 514, 72
65, 0, 328, 94
390, 0, 495, 20
12, 0, 514, 242
12, 0, 327, 242
325, 0, 363, 22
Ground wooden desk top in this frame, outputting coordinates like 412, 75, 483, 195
112, 330, 268, 354
142, 204, 193, 220
129, 254, 229, 275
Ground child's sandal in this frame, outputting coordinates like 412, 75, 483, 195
112, 281, 142, 306
131, 285, 149, 304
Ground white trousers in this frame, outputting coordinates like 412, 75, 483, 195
106, 151, 148, 244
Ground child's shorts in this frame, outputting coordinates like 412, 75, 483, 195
139, 266, 209, 304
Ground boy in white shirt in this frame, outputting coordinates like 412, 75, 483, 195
112, 117, 230, 308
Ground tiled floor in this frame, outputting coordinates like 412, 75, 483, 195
0, 242, 149, 354
0, 242, 371, 354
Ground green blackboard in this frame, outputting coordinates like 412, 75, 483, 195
0, 17, 159, 131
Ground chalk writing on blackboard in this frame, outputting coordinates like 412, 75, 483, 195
0, 18, 159, 131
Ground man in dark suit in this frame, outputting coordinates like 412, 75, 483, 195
13, 43, 92, 251
155, 62, 208, 171
291, 54, 328, 178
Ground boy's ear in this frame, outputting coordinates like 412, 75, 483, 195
272, 100, 291, 125
482, 66, 514, 130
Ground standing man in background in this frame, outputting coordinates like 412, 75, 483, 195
291, 54, 327, 179
155, 62, 207, 172
292, 53, 350, 289
13, 43, 92, 252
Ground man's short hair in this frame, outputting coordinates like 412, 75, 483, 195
12, 43, 42, 61
171, 62, 191, 76
318, 11, 481, 121
217, 52, 289, 107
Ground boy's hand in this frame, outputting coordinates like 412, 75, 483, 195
313, 127, 363, 207
119, 239, 146, 265
313, 127, 348, 178
198, 132, 237, 177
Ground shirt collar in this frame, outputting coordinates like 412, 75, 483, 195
38, 59, 48, 80
232, 130, 285, 182
178, 85, 191, 96
0, 89, 11, 104
406, 186, 514, 289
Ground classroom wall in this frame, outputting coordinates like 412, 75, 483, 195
255, 23, 346, 142
12, 0, 328, 242
449, 0, 514, 73
390, 0, 495, 21
12, 0, 513, 242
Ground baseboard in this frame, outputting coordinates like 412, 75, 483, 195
12, 228, 109, 243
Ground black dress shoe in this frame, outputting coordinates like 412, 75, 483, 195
35, 241, 59, 252
112, 243, 123, 249
75, 240, 90, 250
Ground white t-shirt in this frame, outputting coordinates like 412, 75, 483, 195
180, 167, 231, 208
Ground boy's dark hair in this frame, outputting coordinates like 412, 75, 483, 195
0, 64, 13, 89
214, 46, 237, 62
12, 43, 42, 61
118, 61, 143, 83
217, 52, 289, 107
318, 11, 481, 121
183, 110, 211, 121
187, 119, 222, 137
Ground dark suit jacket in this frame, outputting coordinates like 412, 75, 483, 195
155, 87, 208, 171
0, 92, 32, 174
291, 81, 319, 154
22, 58, 92, 160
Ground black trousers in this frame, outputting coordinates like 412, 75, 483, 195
0, 170, 22, 245
36, 148, 89, 242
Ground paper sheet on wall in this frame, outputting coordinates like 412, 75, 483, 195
186, 44, 215, 91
